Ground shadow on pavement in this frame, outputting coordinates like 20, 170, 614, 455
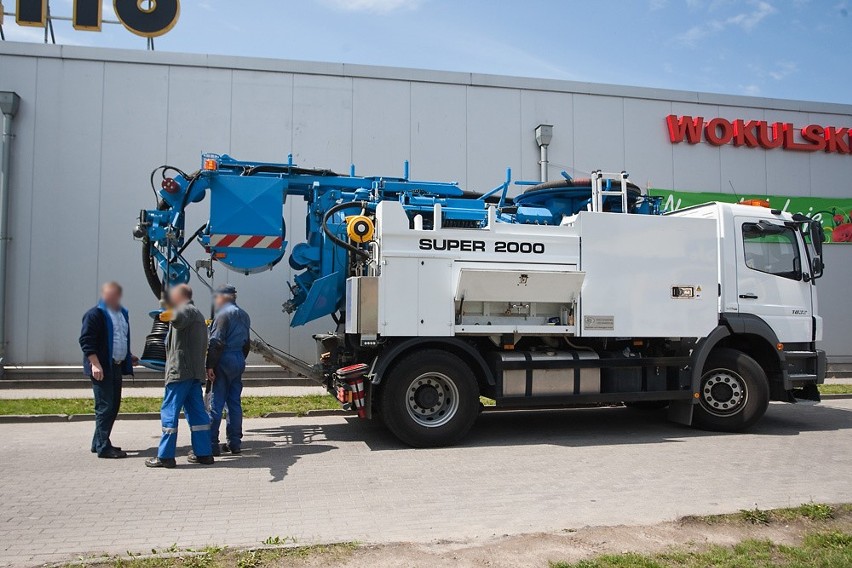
134, 402, 850, 481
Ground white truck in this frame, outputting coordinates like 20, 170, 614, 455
343, 191, 826, 446
138, 159, 827, 447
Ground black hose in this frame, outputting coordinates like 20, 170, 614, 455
142, 237, 163, 300
242, 165, 340, 177
322, 201, 370, 259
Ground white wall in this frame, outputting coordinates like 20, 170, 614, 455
1, 42, 850, 364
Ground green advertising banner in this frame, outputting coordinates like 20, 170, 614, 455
649, 189, 852, 244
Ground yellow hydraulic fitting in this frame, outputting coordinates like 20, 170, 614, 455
346, 215, 374, 243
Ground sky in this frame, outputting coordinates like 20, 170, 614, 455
2, 0, 851, 104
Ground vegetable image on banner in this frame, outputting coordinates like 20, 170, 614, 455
649, 189, 852, 244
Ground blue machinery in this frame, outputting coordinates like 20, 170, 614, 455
135, 154, 661, 353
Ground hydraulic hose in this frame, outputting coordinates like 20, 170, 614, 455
142, 236, 163, 300
322, 201, 370, 260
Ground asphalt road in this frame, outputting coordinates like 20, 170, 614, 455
1, 400, 851, 567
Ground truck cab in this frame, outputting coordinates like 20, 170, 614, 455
671, 202, 826, 403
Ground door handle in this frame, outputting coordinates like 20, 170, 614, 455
739, 293, 758, 299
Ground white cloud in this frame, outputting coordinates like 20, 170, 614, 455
319, 0, 424, 13
674, 0, 776, 46
768, 60, 797, 80
649, 0, 668, 10
742, 84, 761, 96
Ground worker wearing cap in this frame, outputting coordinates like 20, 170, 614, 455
206, 284, 251, 455
145, 284, 214, 468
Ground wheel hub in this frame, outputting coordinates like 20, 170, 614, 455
700, 370, 747, 416
406, 372, 459, 428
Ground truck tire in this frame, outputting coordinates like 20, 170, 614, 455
380, 349, 480, 447
693, 348, 769, 432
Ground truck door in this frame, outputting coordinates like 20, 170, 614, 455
734, 218, 813, 342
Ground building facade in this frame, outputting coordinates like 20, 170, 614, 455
1, 41, 850, 366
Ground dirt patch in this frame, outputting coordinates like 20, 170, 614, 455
314, 508, 852, 567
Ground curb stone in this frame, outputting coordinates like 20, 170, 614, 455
0, 395, 849, 424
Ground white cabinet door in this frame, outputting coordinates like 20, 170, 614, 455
734, 217, 813, 342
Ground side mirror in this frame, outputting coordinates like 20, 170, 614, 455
809, 220, 825, 279
811, 220, 824, 257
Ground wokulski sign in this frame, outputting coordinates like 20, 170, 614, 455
666, 115, 851, 155
10, 0, 179, 38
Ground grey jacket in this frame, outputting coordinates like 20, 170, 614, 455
164, 302, 209, 384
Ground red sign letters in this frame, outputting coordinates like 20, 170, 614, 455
666, 115, 851, 155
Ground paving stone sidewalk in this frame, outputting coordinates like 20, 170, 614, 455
1, 400, 851, 567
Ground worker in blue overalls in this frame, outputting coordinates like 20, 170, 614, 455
206, 285, 251, 456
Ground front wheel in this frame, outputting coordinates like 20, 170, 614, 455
380, 349, 480, 447
693, 348, 769, 432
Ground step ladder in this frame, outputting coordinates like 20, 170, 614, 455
590, 170, 629, 213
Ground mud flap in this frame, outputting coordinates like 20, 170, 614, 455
667, 399, 694, 426
791, 382, 821, 402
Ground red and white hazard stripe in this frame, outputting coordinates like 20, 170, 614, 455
208, 234, 283, 249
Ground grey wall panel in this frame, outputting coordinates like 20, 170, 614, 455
166, 66, 233, 167
670, 102, 722, 194
466, 86, 522, 194
623, 98, 674, 191
816, 246, 852, 362
98, 62, 171, 357
410, 82, 466, 185
230, 70, 294, 163
292, 74, 352, 172
519, 90, 573, 183
806, 112, 852, 199
27, 59, 105, 364
572, 94, 625, 178
353, 78, 410, 176
764, 109, 812, 198
0, 56, 37, 363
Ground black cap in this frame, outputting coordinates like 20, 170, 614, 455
214, 284, 237, 296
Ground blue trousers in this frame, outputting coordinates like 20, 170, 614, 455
209, 352, 245, 451
158, 380, 212, 459
91, 363, 123, 455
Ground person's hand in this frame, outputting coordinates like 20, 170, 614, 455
206, 368, 216, 382
131, 355, 139, 365
92, 364, 104, 381
158, 309, 174, 322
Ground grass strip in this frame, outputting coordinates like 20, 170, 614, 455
2, 384, 848, 417
551, 530, 852, 568
0, 395, 340, 418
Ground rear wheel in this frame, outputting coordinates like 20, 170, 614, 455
380, 350, 480, 447
693, 348, 769, 432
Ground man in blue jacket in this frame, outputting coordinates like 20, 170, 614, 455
206, 285, 251, 456
79, 282, 136, 459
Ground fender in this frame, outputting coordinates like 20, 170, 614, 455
371, 337, 495, 387
689, 324, 732, 395
692, 313, 786, 392
669, 324, 732, 426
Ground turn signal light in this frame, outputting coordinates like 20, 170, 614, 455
203, 158, 218, 171
777, 343, 784, 351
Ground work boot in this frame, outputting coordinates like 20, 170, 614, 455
187, 451, 214, 465
211, 444, 221, 457
145, 457, 176, 468
222, 443, 241, 455
98, 448, 128, 459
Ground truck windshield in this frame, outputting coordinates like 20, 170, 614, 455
742, 222, 801, 280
